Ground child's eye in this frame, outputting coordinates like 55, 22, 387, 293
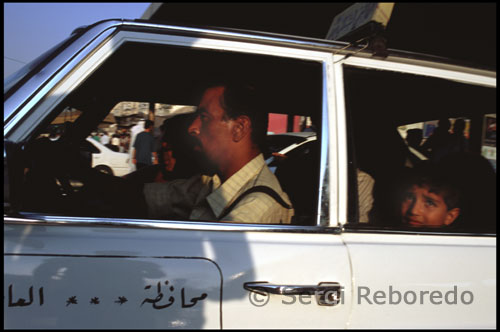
425, 199, 436, 207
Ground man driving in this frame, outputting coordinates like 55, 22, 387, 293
143, 81, 294, 224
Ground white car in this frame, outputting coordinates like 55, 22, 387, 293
4, 18, 496, 329
266, 131, 317, 172
85, 137, 131, 177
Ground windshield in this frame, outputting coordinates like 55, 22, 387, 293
4, 33, 79, 99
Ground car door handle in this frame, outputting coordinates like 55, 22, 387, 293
244, 281, 343, 306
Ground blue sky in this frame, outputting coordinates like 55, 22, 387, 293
4, 2, 151, 78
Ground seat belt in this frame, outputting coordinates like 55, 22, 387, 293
219, 185, 292, 220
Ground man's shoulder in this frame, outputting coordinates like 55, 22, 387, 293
136, 131, 153, 141
246, 164, 294, 209
255, 164, 283, 189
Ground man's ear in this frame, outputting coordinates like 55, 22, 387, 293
232, 115, 251, 142
444, 208, 460, 226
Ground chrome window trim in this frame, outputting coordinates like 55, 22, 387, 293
318, 63, 331, 227
342, 226, 496, 238
125, 20, 353, 51
5, 28, 118, 142
4, 214, 342, 234
6, 214, 493, 237
340, 55, 496, 88
4, 21, 122, 136
328, 55, 349, 226
124, 20, 496, 73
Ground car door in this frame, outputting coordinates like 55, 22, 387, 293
4, 20, 352, 329
333, 55, 496, 328
4, 221, 352, 329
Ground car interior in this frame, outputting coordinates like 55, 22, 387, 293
13, 41, 324, 225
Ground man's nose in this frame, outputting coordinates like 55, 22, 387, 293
188, 116, 200, 136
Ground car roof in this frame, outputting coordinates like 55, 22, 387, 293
76, 19, 497, 73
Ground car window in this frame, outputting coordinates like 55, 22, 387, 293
343, 65, 496, 234
16, 40, 324, 226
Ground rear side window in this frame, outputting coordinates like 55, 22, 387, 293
344, 65, 496, 234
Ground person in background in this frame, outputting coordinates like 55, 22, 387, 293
92, 132, 100, 142
302, 117, 316, 132
405, 128, 428, 167
121, 132, 130, 153
111, 134, 121, 152
100, 131, 110, 145
449, 118, 469, 153
133, 120, 158, 170
129, 119, 145, 171
421, 118, 453, 162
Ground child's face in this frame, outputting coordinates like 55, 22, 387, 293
163, 149, 176, 171
401, 185, 460, 227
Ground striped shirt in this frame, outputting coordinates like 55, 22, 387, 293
357, 169, 375, 223
144, 154, 294, 224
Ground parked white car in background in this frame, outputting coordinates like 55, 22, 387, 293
85, 137, 131, 176
265, 131, 317, 172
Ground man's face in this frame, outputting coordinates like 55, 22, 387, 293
401, 185, 459, 227
188, 86, 234, 174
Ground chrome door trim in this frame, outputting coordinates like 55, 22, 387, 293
342, 225, 496, 238
4, 214, 342, 234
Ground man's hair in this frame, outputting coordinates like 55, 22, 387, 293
144, 120, 154, 130
221, 82, 268, 151
197, 79, 268, 152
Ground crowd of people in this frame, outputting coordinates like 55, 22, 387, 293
90, 130, 132, 153
405, 117, 470, 165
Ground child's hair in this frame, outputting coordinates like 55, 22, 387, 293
402, 164, 461, 211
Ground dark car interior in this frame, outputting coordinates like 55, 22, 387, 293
343, 65, 496, 233
12, 40, 324, 225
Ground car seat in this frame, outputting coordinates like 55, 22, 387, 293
274, 140, 320, 226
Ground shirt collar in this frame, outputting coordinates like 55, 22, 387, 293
206, 154, 265, 218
